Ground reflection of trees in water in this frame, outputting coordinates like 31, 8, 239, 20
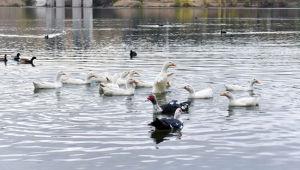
150, 129, 182, 145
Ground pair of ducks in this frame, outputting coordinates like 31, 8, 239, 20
33, 71, 98, 89
1, 53, 37, 65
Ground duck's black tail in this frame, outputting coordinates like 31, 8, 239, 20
148, 118, 171, 130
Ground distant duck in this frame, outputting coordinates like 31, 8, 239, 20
224, 79, 260, 91
148, 108, 183, 130
33, 70, 66, 89
182, 84, 213, 99
19, 57, 37, 65
130, 50, 137, 59
45, 35, 49, 39
221, 30, 227, 34
147, 94, 191, 115
195, 17, 198, 19
13, 53, 20, 61
220, 91, 261, 107
0, 54, 8, 62
158, 23, 164, 26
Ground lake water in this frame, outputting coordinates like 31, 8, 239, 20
1, 7, 300, 170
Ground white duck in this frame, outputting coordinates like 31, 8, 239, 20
99, 73, 120, 93
224, 79, 260, 91
152, 61, 176, 94
116, 71, 130, 85
102, 78, 138, 96
182, 84, 213, 99
33, 70, 66, 89
61, 72, 97, 84
220, 91, 261, 107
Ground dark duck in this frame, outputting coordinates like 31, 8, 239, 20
19, 56, 37, 64
0, 54, 8, 62
148, 108, 183, 130
13, 53, 21, 61
130, 50, 137, 59
147, 94, 191, 115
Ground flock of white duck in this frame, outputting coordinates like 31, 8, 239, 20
32, 61, 261, 108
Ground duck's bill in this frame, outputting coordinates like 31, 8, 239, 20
181, 86, 186, 89
172, 63, 176, 66
220, 93, 226, 96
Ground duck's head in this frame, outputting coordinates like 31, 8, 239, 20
147, 94, 157, 104
31, 57, 37, 61
127, 78, 138, 85
120, 71, 130, 78
220, 91, 234, 100
165, 61, 176, 67
182, 84, 194, 93
88, 72, 98, 79
129, 70, 139, 76
252, 79, 260, 84
58, 70, 66, 76
174, 108, 183, 119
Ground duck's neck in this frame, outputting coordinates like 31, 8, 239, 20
174, 111, 181, 119
161, 64, 170, 73
55, 74, 62, 83
226, 94, 235, 101
249, 80, 255, 87
85, 74, 93, 83
150, 99, 162, 113
31, 58, 35, 62
187, 87, 195, 94
111, 74, 119, 84
125, 82, 135, 90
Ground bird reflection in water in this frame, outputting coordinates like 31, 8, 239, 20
149, 129, 182, 147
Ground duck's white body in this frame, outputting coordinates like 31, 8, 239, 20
99, 73, 120, 93
102, 78, 138, 96
116, 71, 130, 85
220, 91, 261, 107
225, 79, 260, 91
61, 72, 97, 85
182, 85, 213, 99
33, 71, 66, 89
152, 61, 176, 94
95, 73, 110, 83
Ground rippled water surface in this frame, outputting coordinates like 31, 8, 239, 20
1, 7, 300, 170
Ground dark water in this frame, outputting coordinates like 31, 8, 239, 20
1, 7, 300, 170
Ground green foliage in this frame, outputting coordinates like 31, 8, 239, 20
231, 0, 237, 6
203, 0, 208, 5
183, 0, 192, 7
174, 0, 182, 7
135, 1, 142, 7
22, 0, 34, 6
244, 0, 250, 7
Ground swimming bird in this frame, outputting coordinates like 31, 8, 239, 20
45, 35, 49, 39
221, 30, 227, 34
0, 54, 7, 62
220, 91, 261, 107
147, 94, 191, 115
13, 53, 20, 61
61, 72, 97, 84
33, 70, 66, 89
130, 50, 137, 59
116, 71, 130, 85
19, 57, 37, 65
182, 84, 213, 99
148, 108, 183, 130
102, 78, 138, 96
152, 61, 176, 94
99, 73, 120, 93
224, 79, 260, 91
158, 23, 164, 26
